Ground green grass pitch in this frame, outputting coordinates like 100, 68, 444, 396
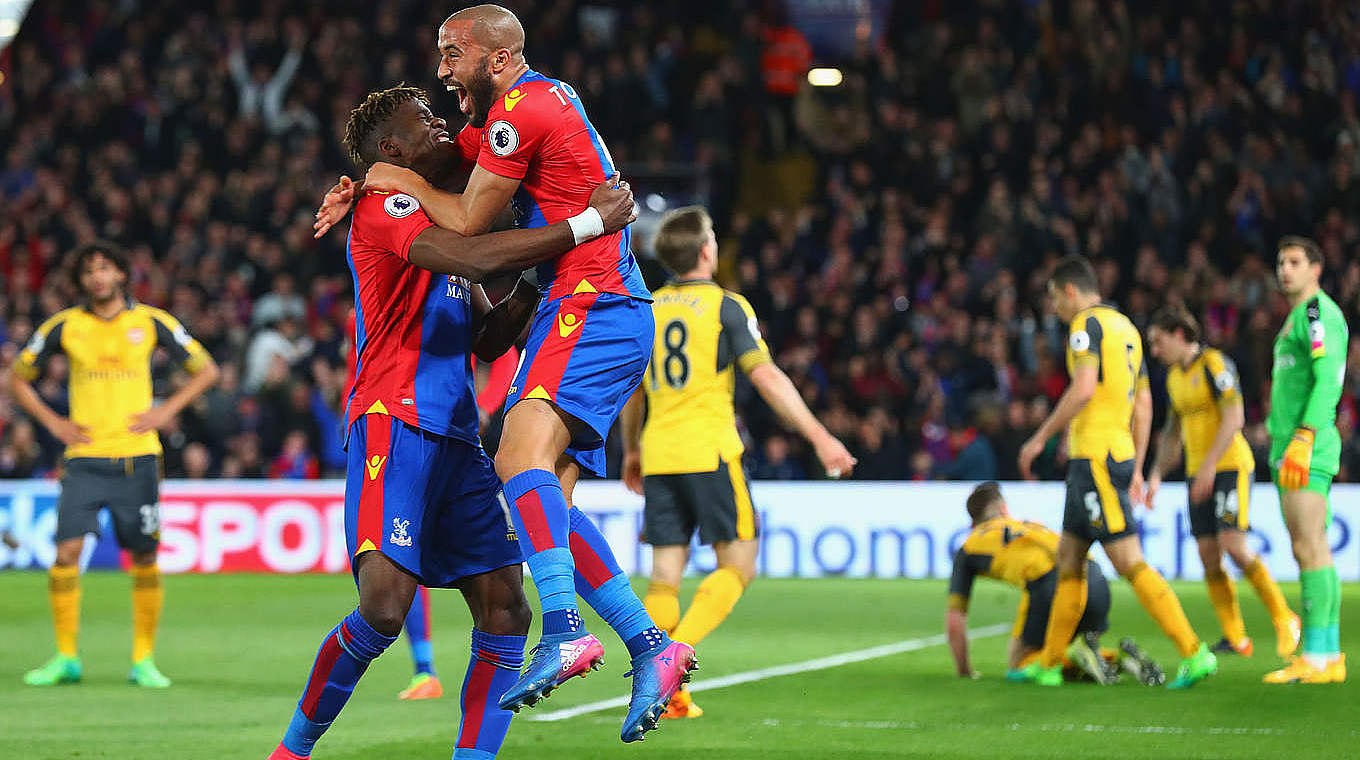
2, 572, 1356, 759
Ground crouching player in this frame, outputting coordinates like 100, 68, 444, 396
947, 483, 1161, 684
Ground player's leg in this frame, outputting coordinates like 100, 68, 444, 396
1221, 471, 1299, 657
24, 536, 85, 686
1069, 562, 1116, 684
557, 455, 676, 658
642, 473, 693, 636
270, 415, 422, 759
495, 399, 584, 640
1039, 533, 1090, 670
644, 544, 688, 635
1104, 534, 1215, 687
398, 586, 442, 700
1223, 528, 1299, 657
25, 459, 104, 686
565, 498, 695, 738
453, 565, 530, 760
1266, 482, 1343, 682
672, 459, 758, 647
1190, 473, 1249, 655
1198, 535, 1250, 655
1104, 535, 1200, 657
271, 552, 414, 760
112, 455, 170, 687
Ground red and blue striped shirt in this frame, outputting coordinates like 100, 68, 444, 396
344, 189, 481, 445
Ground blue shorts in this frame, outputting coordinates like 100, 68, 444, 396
345, 414, 522, 588
505, 292, 652, 476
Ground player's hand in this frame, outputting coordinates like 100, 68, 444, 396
1145, 474, 1161, 510
48, 417, 91, 445
1189, 466, 1216, 506
1129, 469, 1147, 507
128, 407, 174, 434
1018, 435, 1045, 480
313, 175, 359, 238
814, 434, 856, 478
1278, 426, 1314, 490
623, 451, 644, 495
363, 162, 423, 195
589, 173, 638, 233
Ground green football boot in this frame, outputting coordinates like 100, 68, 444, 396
129, 658, 172, 688
23, 654, 82, 686
1166, 643, 1218, 690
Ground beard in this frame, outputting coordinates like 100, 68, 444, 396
465, 57, 498, 128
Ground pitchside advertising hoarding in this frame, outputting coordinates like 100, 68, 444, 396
0, 480, 1356, 581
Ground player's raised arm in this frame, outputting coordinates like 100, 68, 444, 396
365, 162, 517, 238
405, 176, 635, 281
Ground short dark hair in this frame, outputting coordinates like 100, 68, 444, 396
342, 84, 430, 169
653, 206, 713, 274
1277, 235, 1323, 267
69, 240, 130, 291
1149, 303, 1201, 344
965, 482, 1003, 523
1049, 255, 1100, 295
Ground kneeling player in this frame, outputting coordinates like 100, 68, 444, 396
1016, 256, 1216, 688
1145, 305, 1299, 658
947, 483, 1149, 684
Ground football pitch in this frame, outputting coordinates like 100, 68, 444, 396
2, 573, 1356, 759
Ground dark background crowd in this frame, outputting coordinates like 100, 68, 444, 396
1, 0, 1359, 483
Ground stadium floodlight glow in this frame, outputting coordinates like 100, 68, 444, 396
807, 67, 843, 87
0, 0, 36, 53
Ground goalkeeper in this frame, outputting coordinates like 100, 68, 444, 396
1264, 236, 1348, 684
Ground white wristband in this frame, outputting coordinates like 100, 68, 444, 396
566, 207, 604, 245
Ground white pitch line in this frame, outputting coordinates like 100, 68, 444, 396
526, 622, 1012, 722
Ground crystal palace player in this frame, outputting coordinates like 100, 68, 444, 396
268, 85, 637, 760
319, 4, 696, 742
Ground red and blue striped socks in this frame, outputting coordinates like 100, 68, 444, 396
452, 630, 527, 759
279, 609, 397, 757
504, 469, 580, 635
569, 507, 667, 657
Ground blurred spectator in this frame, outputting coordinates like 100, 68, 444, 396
3, 1, 1360, 483
0, 419, 41, 478
752, 434, 807, 480
269, 429, 320, 480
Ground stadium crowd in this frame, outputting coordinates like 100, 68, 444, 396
2, 0, 1360, 482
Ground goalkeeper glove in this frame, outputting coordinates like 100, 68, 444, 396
1278, 426, 1314, 491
